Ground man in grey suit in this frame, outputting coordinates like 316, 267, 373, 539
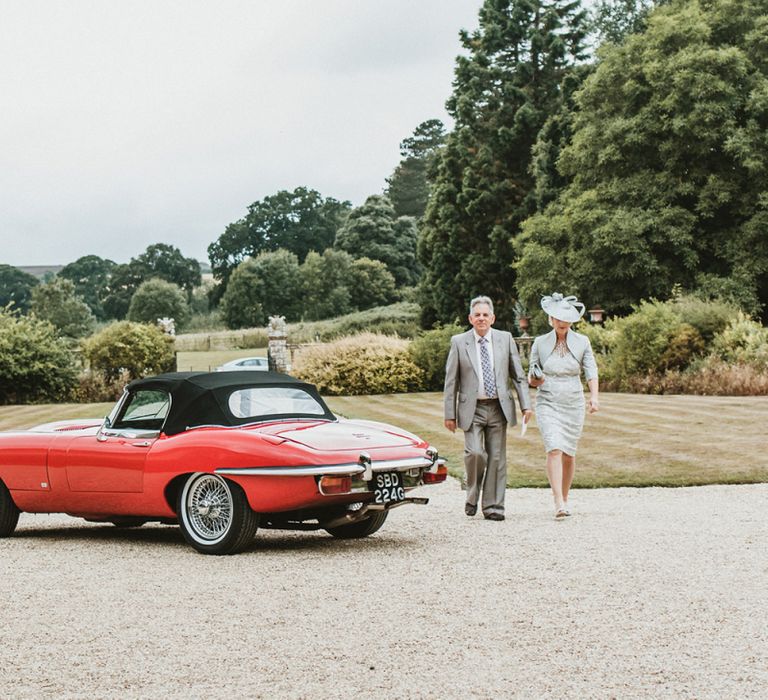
444, 296, 532, 520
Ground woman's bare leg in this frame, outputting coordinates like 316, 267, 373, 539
546, 450, 564, 510
562, 453, 575, 505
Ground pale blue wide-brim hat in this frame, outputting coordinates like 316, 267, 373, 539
541, 292, 585, 323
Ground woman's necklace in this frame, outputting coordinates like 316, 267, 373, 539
554, 337, 568, 357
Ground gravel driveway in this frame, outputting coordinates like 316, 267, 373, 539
1, 479, 766, 699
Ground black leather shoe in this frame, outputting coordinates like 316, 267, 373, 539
464, 503, 477, 516
484, 512, 505, 521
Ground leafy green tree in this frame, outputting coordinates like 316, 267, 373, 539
208, 187, 351, 296
58, 255, 117, 320
220, 260, 265, 329
529, 66, 592, 211
300, 249, 356, 321
419, 0, 589, 327
516, 0, 768, 317
127, 278, 189, 330
590, 0, 666, 45
30, 277, 95, 338
220, 250, 302, 329
101, 262, 145, 320
100, 244, 200, 320
386, 119, 446, 219
0, 306, 78, 403
335, 195, 420, 286
82, 321, 175, 381
0, 264, 39, 313
132, 244, 202, 298
349, 258, 397, 309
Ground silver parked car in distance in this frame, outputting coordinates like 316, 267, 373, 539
215, 357, 269, 371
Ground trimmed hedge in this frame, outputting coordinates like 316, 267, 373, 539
292, 333, 424, 395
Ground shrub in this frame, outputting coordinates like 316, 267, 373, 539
606, 300, 687, 379
669, 295, 740, 345
408, 324, 464, 390
600, 360, 768, 396
0, 306, 78, 404
293, 333, 424, 395
577, 320, 618, 355
710, 313, 768, 370
659, 323, 705, 371
82, 321, 175, 381
127, 278, 189, 330
70, 370, 129, 403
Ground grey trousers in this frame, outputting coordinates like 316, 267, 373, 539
463, 400, 508, 516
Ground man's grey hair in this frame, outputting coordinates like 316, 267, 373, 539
469, 295, 494, 315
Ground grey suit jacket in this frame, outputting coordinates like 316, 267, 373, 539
444, 328, 531, 431
529, 329, 598, 382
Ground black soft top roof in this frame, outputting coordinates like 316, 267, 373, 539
126, 371, 333, 435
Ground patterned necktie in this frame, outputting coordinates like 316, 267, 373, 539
479, 336, 497, 398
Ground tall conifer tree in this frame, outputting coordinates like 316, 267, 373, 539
419, 0, 588, 327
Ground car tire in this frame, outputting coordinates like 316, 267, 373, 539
0, 480, 20, 537
177, 473, 258, 555
325, 510, 388, 539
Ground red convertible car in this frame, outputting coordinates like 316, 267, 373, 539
0, 371, 447, 554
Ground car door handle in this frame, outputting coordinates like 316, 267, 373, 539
131, 441, 151, 448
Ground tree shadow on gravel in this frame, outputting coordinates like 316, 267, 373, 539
10, 521, 419, 554
246, 531, 418, 554
11, 522, 186, 548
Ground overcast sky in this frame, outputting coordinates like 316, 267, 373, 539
1, 0, 482, 267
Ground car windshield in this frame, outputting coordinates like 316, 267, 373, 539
112, 390, 171, 430
228, 386, 326, 419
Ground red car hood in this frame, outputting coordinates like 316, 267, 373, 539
263, 419, 420, 451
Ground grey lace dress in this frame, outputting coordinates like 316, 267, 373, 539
535, 344, 586, 456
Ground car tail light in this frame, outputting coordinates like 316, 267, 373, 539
319, 475, 352, 495
423, 463, 448, 484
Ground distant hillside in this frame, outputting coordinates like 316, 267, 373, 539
18, 260, 210, 279
18, 265, 63, 278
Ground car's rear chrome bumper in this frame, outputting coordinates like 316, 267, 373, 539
215, 453, 443, 479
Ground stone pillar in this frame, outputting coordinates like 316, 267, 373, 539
267, 315, 290, 373
157, 317, 178, 372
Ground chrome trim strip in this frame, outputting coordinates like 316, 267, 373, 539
216, 465, 364, 477
215, 456, 434, 478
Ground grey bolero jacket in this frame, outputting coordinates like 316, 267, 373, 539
529, 329, 599, 382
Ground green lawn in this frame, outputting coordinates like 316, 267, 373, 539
1, 392, 765, 488
326, 392, 768, 488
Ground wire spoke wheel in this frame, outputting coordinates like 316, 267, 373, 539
178, 473, 258, 555
187, 475, 233, 540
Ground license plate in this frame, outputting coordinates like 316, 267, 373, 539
372, 471, 405, 504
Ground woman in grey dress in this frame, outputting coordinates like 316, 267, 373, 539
528, 294, 599, 519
